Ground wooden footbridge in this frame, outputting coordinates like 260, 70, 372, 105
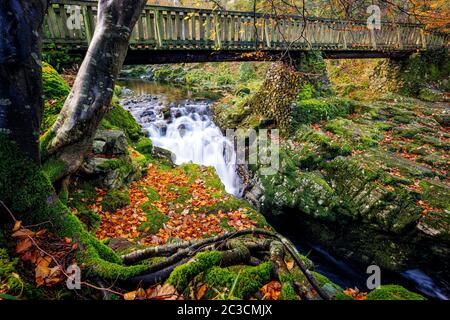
44, 0, 449, 64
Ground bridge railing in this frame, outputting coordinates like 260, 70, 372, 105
44, 0, 448, 52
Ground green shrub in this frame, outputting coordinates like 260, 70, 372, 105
297, 83, 315, 100
42, 42, 82, 72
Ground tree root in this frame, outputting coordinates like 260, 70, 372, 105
122, 229, 331, 300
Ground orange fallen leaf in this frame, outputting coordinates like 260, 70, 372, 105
12, 220, 22, 232
16, 238, 32, 254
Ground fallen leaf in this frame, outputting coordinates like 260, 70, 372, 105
196, 284, 207, 300
15, 238, 32, 254
12, 220, 22, 232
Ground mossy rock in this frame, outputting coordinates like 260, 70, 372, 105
366, 285, 426, 300
101, 189, 131, 212
101, 103, 143, 142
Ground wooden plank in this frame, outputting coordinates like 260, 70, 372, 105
199, 13, 205, 44
191, 13, 197, 42
214, 13, 221, 48
146, 9, 154, 41
82, 5, 95, 45
138, 14, 145, 41
154, 9, 164, 47
47, 5, 61, 39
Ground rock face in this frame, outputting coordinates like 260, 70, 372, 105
371, 50, 450, 100
244, 96, 449, 280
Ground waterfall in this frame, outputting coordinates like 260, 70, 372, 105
122, 95, 242, 196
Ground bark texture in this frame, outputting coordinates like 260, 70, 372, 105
0, 0, 48, 162
43, 0, 147, 179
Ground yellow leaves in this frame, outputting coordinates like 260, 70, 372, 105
11, 223, 76, 288
12, 220, 22, 232
124, 284, 181, 301
96, 165, 259, 245
196, 284, 208, 300
15, 239, 32, 254
260, 281, 281, 300
123, 291, 137, 300
12, 229, 35, 239
285, 260, 295, 271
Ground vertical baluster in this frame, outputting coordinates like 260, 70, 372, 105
199, 12, 205, 46
82, 5, 95, 45
146, 9, 154, 44
191, 12, 197, 45
47, 5, 61, 39
177, 12, 183, 43
55, 4, 69, 40
138, 13, 145, 45
154, 9, 163, 48
237, 16, 242, 45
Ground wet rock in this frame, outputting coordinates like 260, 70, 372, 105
152, 146, 175, 166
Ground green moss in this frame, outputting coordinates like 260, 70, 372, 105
366, 285, 426, 300
101, 103, 143, 142
292, 98, 352, 126
133, 137, 153, 158
335, 292, 354, 300
41, 63, 71, 131
204, 262, 273, 299
419, 180, 450, 210
204, 266, 236, 290
167, 251, 223, 292
297, 83, 315, 100
139, 201, 169, 235
41, 158, 66, 183
0, 249, 22, 296
42, 62, 70, 100
101, 189, 131, 212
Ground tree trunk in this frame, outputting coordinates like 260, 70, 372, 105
0, 0, 48, 163
43, 0, 147, 180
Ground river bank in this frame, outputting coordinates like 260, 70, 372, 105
115, 77, 442, 299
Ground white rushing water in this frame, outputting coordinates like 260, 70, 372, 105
123, 95, 242, 196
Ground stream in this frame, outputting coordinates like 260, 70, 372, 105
118, 78, 448, 300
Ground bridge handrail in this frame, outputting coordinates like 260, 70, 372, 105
45, 0, 449, 52
48, 0, 433, 29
